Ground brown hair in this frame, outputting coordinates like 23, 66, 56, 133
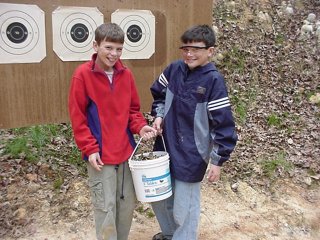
95, 23, 125, 45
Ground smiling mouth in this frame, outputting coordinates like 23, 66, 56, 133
107, 58, 117, 62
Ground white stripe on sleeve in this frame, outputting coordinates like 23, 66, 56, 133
158, 73, 168, 87
208, 97, 231, 111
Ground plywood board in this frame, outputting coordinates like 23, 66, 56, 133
0, 0, 212, 128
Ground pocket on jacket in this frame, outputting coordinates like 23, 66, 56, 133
177, 88, 205, 104
88, 180, 105, 210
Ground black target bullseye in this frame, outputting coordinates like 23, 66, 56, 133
127, 24, 142, 43
70, 23, 89, 43
6, 22, 28, 44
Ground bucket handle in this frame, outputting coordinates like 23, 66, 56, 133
128, 135, 167, 162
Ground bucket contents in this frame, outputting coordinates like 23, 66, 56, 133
132, 152, 157, 161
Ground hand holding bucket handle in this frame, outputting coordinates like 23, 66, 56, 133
139, 125, 158, 140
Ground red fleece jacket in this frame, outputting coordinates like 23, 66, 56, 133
68, 54, 147, 164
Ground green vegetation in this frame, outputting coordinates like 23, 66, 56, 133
4, 136, 36, 162
3, 123, 85, 174
67, 144, 85, 173
260, 151, 293, 178
53, 174, 64, 190
274, 34, 285, 45
230, 84, 258, 125
223, 47, 247, 74
266, 112, 301, 132
135, 204, 155, 218
29, 125, 52, 149
4, 137, 28, 158
231, 95, 248, 124
266, 113, 282, 127
146, 209, 155, 218
136, 205, 144, 213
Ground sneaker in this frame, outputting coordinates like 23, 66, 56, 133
152, 232, 168, 240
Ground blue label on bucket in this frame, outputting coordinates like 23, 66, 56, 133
141, 171, 172, 198
142, 172, 170, 182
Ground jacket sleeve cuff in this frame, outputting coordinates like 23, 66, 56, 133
210, 154, 229, 166
84, 147, 100, 158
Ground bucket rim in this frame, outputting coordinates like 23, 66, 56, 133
129, 153, 169, 167
132, 151, 168, 157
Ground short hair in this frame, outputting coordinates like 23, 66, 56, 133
95, 23, 125, 45
180, 24, 216, 47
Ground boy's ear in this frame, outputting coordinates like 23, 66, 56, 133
208, 47, 215, 58
93, 41, 98, 52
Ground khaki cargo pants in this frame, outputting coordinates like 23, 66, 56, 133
87, 162, 136, 240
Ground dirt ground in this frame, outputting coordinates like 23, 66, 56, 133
2, 174, 319, 240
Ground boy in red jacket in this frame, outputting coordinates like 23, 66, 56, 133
68, 23, 156, 240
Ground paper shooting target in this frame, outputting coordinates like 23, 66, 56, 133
0, 3, 46, 64
112, 10, 155, 59
52, 7, 103, 61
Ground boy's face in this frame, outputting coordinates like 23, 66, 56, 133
93, 39, 123, 71
180, 41, 213, 70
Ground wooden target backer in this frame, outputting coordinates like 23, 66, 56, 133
0, 0, 212, 129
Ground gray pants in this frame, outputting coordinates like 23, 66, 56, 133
87, 162, 136, 240
151, 179, 201, 240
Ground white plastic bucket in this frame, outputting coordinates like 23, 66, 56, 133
129, 148, 172, 202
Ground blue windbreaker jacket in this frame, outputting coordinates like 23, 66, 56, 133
150, 60, 237, 182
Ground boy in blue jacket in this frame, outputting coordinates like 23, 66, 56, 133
150, 24, 238, 240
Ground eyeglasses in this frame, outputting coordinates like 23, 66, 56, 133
179, 46, 209, 55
